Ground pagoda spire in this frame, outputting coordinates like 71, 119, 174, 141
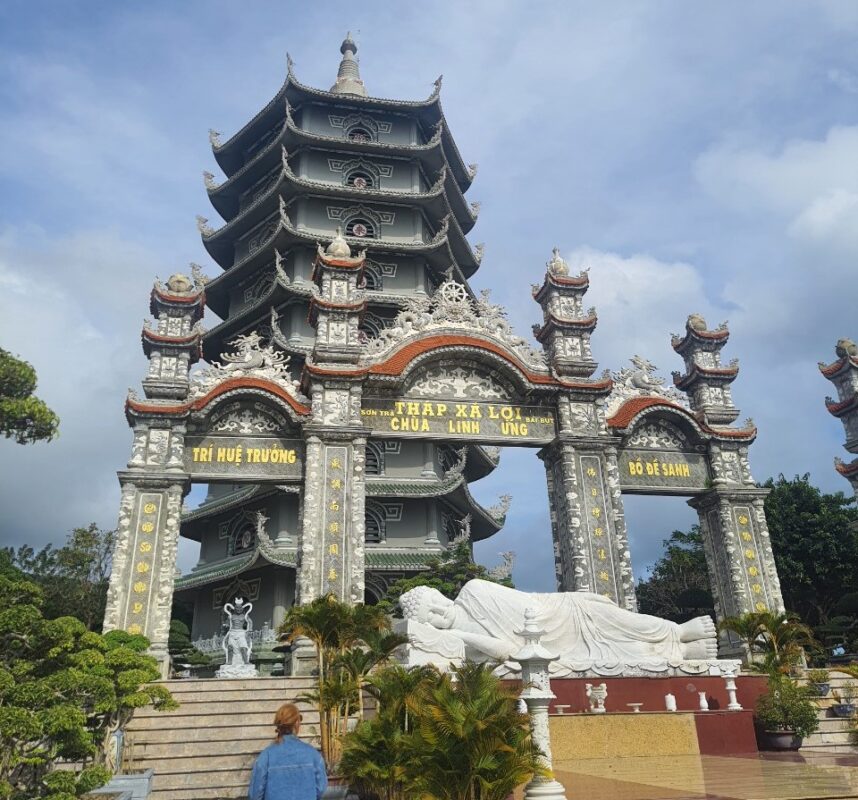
330, 32, 367, 97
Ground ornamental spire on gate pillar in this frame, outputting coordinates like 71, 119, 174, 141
671, 314, 739, 425
531, 248, 598, 378
819, 338, 858, 497
330, 33, 367, 97
142, 272, 205, 400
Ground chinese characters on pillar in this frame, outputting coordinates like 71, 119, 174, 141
123, 494, 162, 635
579, 455, 619, 602
321, 446, 349, 600
734, 507, 770, 612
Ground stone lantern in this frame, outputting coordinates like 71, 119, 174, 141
512, 608, 568, 800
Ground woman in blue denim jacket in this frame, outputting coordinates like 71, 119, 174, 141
249, 703, 328, 800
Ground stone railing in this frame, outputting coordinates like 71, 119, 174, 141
193, 622, 279, 654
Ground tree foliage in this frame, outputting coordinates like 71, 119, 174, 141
379, 540, 514, 616
3, 525, 114, 632
0, 349, 59, 445
636, 526, 714, 623
764, 474, 858, 634
0, 572, 177, 800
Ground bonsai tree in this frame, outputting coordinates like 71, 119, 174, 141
754, 674, 819, 739
0, 572, 176, 800
278, 596, 405, 768
167, 620, 210, 672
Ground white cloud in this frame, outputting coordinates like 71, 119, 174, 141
694, 125, 858, 221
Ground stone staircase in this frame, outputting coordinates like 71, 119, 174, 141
123, 677, 320, 800
801, 671, 858, 754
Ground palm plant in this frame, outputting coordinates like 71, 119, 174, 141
277, 596, 403, 769
339, 665, 438, 800
403, 661, 544, 800
719, 611, 819, 673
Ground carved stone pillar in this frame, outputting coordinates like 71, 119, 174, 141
541, 436, 633, 609
689, 487, 784, 654
104, 475, 188, 676
297, 420, 366, 606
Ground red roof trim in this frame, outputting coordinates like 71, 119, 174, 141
826, 393, 858, 416
141, 329, 200, 345
836, 459, 858, 477
607, 396, 755, 439
126, 377, 311, 417
151, 286, 205, 305
819, 356, 858, 378
304, 334, 611, 391
309, 296, 367, 312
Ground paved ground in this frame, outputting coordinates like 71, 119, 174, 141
550, 753, 858, 800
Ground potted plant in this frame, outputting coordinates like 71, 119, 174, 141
754, 674, 819, 750
806, 668, 831, 697
831, 683, 857, 718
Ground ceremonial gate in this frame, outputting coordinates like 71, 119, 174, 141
104, 247, 783, 670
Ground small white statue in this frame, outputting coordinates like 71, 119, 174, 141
586, 683, 608, 713
216, 596, 258, 678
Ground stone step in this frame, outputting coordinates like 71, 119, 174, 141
133, 751, 263, 775
151, 766, 255, 792
152, 785, 248, 800
158, 677, 311, 688
129, 736, 314, 759
134, 698, 319, 718
147, 686, 317, 704
128, 709, 320, 730
801, 744, 858, 754
127, 722, 314, 745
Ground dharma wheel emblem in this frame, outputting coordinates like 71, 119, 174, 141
352, 176, 368, 189
351, 222, 368, 237
439, 281, 469, 304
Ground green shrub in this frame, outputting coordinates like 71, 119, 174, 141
754, 675, 819, 739
0, 573, 176, 800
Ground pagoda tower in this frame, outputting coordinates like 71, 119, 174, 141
173, 36, 506, 664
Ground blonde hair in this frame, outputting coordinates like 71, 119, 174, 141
274, 703, 301, 742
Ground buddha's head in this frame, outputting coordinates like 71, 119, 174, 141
399, 585, 455, 629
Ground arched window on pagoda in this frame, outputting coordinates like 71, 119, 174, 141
345, 169, 374, 189
365, 441, 385, 476
346, 217, 376, 239
230, 523, 256, 555
362, 262, 383, 291
365, 501, 386, 544
347, 126, 374, 143
359, 312, 386, 342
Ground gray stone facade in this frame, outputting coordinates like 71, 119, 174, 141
103, 37, 786, 672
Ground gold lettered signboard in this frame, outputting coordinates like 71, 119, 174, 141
618, 448, 709, 493
360, 397, 556, 444
184, 435, 304, 481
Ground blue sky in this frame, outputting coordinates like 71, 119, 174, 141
1, 1, 856, 591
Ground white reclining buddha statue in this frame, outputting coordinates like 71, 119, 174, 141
397, 579, 730, 677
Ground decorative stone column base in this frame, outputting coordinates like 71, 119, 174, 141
524, 778, 569, 800
289, 636, 318, 676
